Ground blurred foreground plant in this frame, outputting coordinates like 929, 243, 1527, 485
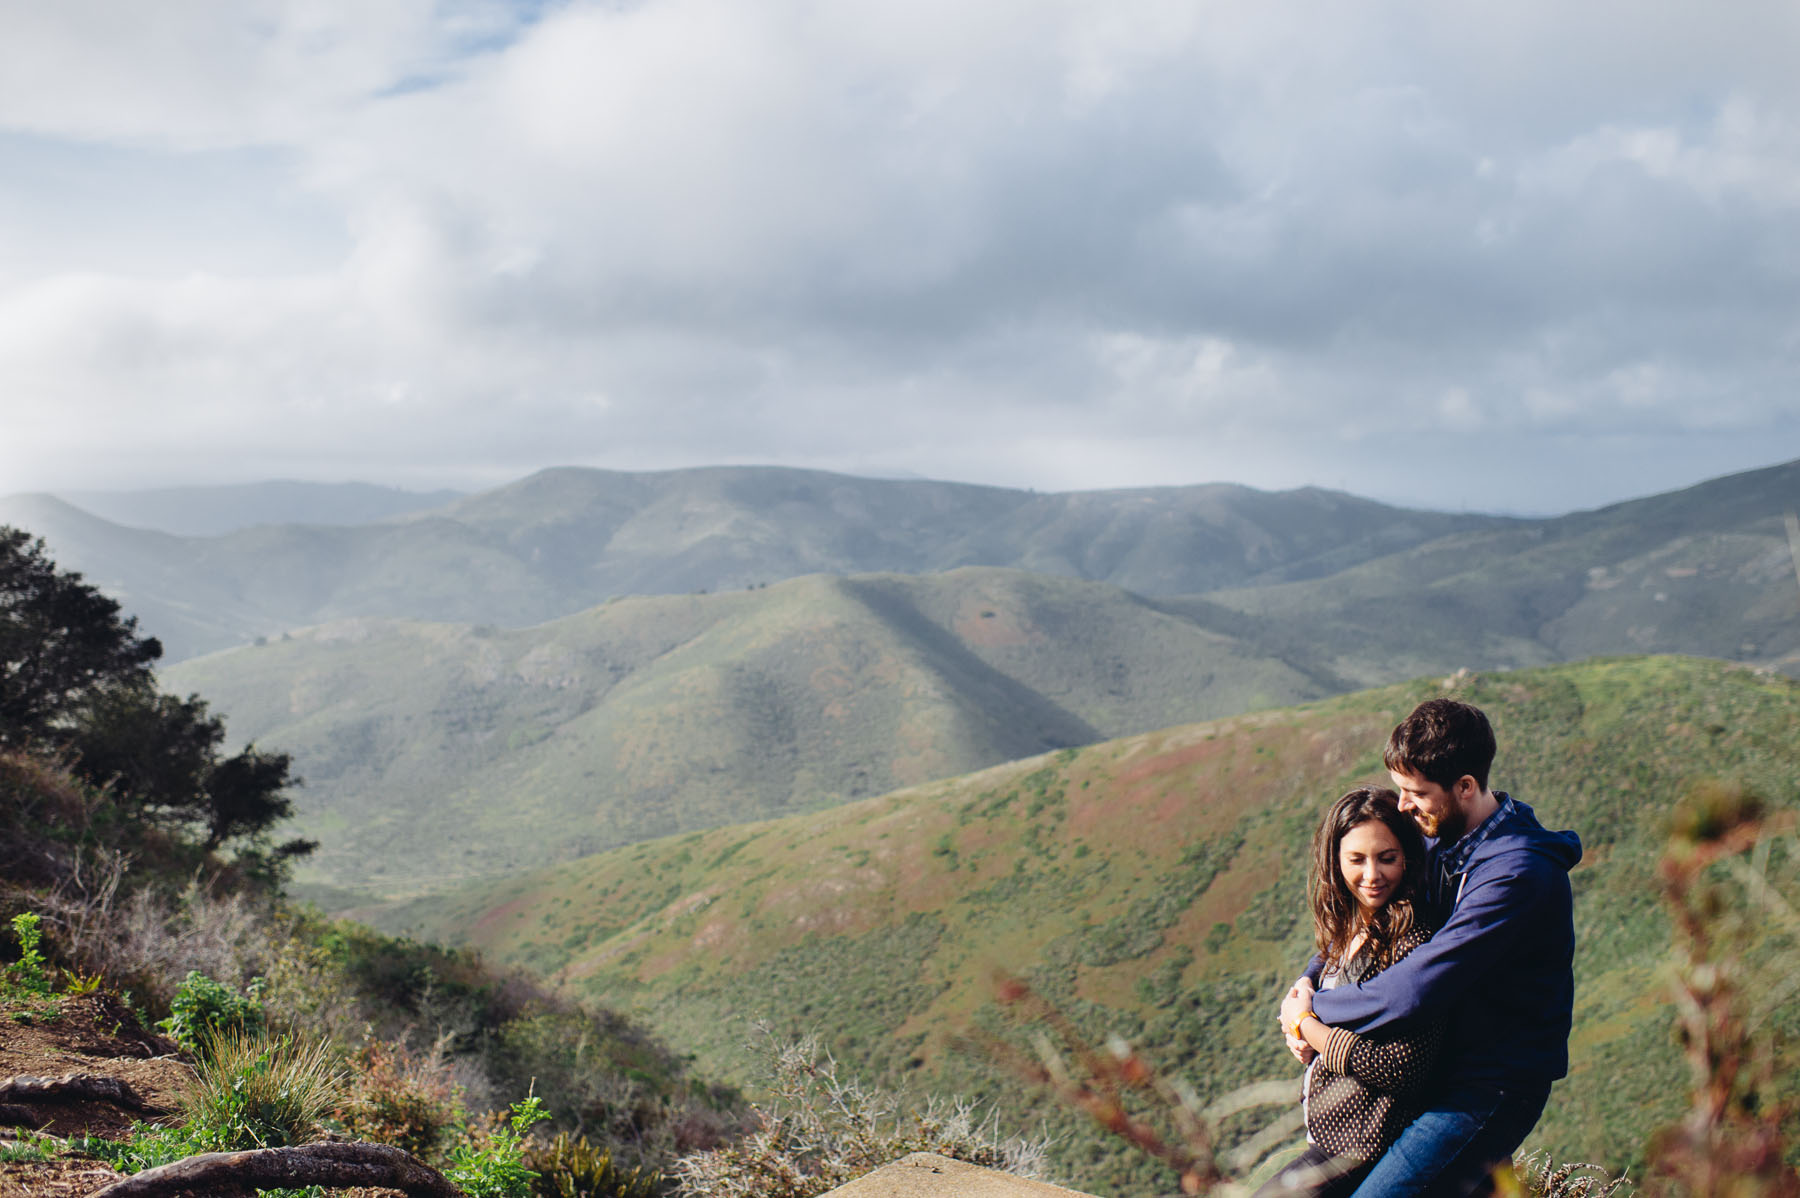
672, 1028, 1046, 1198
974, 973, 1296, 1195
1645, 781, 1799, 1197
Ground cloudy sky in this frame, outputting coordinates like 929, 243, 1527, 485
2, 0, 1798, 514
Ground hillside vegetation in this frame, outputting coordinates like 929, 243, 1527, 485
163, 568, 1341, 896
377, 657, 1800, 1193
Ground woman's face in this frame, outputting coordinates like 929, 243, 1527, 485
1339, 819, 1406, 912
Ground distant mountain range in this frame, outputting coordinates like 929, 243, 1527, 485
11, 458, 1800, 900
369, 656, 1800, 1191
1, 466, 1505, 661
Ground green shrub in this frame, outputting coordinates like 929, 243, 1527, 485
157, 969, 266, 1053
179, 1031, 345, 1152
449, 1095, 553, 1198
4, 912, 54, 997
527, 1131, 663, 1198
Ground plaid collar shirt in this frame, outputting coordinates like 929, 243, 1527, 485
1429, 791, 1516, 913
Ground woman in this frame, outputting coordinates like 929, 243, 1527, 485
1253, 786, 1442, 1198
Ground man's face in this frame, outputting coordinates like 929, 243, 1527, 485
1390, 768, 1465, 841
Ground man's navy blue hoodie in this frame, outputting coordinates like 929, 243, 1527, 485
1307, 795, 1583, 1088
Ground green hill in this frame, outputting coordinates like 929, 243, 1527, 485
163, 567, 1338, 897
376, 657, 1800, 1193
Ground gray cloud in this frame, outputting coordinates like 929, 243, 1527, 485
0, 0, 1797, 513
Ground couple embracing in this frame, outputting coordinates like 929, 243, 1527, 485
1255, 698, 1583, 1197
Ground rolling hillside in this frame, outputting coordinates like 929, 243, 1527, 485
164, 567, 1340, 896
376, 657, 1800, 1193
2, 465, 1505, 661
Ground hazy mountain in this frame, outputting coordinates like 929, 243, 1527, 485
375, 656, 1800, 1192
1195, 456, 1800, 685
3, 465, 1507, 661
162, 567, 1340, 895
54, 480, 464, 536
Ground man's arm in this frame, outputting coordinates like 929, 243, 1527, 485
1310, 856, 1556, 1036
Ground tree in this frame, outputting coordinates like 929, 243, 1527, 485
0, 527, 160, 745
0, 524, 310, 861
71, 683, 308, 853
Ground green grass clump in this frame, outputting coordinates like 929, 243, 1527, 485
179, 1031, 345, 1152
94, 1032, 346, 1174
526, 1131, 664, 1198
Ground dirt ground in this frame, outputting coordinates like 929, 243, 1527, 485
0, 994, 431, 1196
0, 991, 189, 1196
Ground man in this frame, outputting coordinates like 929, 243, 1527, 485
1278, 698, 1583, 1196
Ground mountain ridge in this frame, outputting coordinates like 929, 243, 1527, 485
3, 464, 1512, 661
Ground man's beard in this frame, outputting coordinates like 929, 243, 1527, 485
1415, 808, 1465, 842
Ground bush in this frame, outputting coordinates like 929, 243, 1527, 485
449, 1095, 553, 1198
526, 1131, 664, 1198
335, 1036, 468, 1162
179, 1030, 345, 1152
4, 912, 54, 997
157, 969, 266, 1053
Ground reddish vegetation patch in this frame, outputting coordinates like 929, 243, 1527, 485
469, 892, 534, 940
1112, 732, 1234, 789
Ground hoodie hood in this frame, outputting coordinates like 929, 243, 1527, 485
1466, 795, 1583, 874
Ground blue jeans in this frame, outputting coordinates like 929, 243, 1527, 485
1347, 1082, 1551, 1198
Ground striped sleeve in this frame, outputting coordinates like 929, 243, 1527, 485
1313, 929, 1444, 1096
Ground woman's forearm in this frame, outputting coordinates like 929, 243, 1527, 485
1285, 1009, 1334, 1056
1299, 1015, 1334, 1055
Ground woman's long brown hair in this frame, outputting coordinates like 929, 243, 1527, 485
1309, 786, 1427, 974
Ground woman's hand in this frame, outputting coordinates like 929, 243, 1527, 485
1280, 979, 1318, 1062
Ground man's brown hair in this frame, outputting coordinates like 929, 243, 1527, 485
1383, 698, 1496, 791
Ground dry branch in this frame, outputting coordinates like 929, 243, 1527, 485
85, 1141, 464, 1198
